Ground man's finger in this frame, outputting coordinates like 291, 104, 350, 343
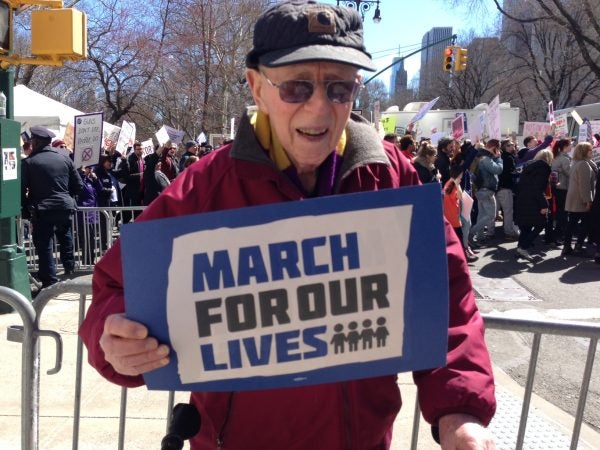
104, 313, 148, 339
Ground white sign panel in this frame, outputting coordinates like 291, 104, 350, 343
2, 148, 18, 181
469, 112, 485, 143
156, 125, 185, 145
554, 114, 569, 137
487, 95, 501, 140
409, 97, 440, 125
73, 112, 104, 168
116, 120, 136, 155
140, 139, 154, 158
103, 122, 121, 150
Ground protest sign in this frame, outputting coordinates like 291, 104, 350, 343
571, 110, 583, 126
430, 131, 448, 147
73, 113, 103, 168
63, 122, 75, 150
455, 112, 468, 133
116, 120, 136, 155
121, 184, 449, 392
140, 139, 154, 157
408, 97, 439, 125
103, 122, 121, 150
156, 125, 185, 145
469, 112, 485, 143
554, 114, 569, 137
578, 122, 589, 144
522, 122, 553, 139
380, 114, 396, 135
373, 101, 380, 131
451, 115, 464, 140
487, 95, 501, 140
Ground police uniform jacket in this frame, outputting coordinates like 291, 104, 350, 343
21, 145, 83, 212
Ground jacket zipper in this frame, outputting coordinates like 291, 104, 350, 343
216, 392, 235, 450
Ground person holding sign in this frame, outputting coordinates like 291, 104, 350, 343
79, 2, 496, 449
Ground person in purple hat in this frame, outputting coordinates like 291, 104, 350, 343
79, 2, 496, 449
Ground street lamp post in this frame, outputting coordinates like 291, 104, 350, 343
336, 0, 382, 23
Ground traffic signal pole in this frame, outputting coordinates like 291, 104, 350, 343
363, 34, 457, 86
0, 66, 31, 307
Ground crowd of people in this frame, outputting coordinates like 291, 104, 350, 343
21, 134, 217, 287
385, 131, 600, 264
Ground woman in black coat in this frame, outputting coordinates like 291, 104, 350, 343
514, 150, 553, 260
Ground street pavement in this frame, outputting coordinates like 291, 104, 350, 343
1, 229, 600, 449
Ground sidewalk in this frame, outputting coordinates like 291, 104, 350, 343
1, 292, 599, 449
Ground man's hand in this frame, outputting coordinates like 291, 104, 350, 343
99, 314, 170, 376
439, 413, 496, 450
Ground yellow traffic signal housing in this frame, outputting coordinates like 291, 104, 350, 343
443, 46, 454, 72
454, 47, 468, 72
31, 8, 87, 61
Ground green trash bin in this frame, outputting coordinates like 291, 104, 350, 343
0, 117, 32, 311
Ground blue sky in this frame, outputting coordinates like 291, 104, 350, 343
323, 0, 500, 88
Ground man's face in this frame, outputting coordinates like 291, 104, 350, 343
527, 139, 537, 149
247, 61, 359, 173
505, 142, 516, 154
133, 145, 143, 157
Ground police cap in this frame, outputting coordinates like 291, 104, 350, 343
30, 126, 56, 139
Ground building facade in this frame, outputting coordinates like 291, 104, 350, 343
419, 27, 453, 98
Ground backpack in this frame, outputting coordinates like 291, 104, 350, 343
469, 155, 484, 191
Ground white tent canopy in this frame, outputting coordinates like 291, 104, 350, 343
14, 84, 85, 138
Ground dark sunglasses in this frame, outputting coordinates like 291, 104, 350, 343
261, 72, 361, 104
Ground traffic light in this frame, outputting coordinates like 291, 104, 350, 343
443, 46, 454, 72
31, 8, 87, 61
454, 47, 468, 72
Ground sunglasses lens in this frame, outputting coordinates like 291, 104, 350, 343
327, 81, 359, 103
278, 80, 313, 103
274, 78, 359, 104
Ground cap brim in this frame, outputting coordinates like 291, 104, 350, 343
259, 44, 376, 72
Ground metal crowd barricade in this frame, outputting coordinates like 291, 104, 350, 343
1, 281, 599, 449
17, 205, 145, 274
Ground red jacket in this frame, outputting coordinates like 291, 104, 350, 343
79, 112, 495, 450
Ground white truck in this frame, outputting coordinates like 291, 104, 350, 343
379, 102, 520, 142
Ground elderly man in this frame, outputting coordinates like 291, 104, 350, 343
79, 2, 496, 449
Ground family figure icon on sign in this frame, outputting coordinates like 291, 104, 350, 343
330, 317, 389, 354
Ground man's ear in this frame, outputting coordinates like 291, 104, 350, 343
246, 69, 269, 114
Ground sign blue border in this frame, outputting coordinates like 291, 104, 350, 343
121, 183, 449, 391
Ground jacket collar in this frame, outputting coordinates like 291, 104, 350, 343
230, 108, 390, 181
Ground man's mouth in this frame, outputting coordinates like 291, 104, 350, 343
297, 128, 328, 137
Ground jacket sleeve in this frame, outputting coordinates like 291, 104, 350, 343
69, 161, 84, 197
78, 167, 203, 387
78, 240, 145, 388
480, 156, 503, 175
577, 163, 594, 205
413, 220, 496, 426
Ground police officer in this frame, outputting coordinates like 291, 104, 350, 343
21, 126, 83, 288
